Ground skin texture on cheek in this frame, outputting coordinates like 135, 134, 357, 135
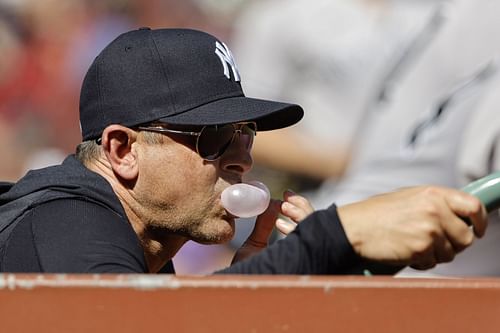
176, 161, 236, 244
136, 141, 234, 243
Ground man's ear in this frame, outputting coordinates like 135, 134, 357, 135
100, 125, 139, 180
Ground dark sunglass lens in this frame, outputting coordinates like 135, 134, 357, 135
198, 124, 235, 160
238, 124, 255, 150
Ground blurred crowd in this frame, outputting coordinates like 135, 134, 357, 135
0, 0, 238, 180
2, 0, 500, 276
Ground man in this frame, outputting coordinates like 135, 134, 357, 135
0, 28, 486, 274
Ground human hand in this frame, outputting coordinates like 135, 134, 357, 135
275, 190, 315, 235
231, 190, 314, 264
337, 186, 488, 270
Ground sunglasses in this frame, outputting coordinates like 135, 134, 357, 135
136, 122, 257, 161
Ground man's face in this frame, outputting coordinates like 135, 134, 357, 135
133, 124, 253, 244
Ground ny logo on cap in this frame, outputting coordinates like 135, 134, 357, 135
215, 41, 240, 82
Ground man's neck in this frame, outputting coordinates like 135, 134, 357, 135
121, 200, 189, 272
87, 158, 187, 273
140, 233, 187, 273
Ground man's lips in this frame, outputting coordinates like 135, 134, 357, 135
218, 178, 242, 219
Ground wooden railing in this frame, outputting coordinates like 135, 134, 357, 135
1, 274, 499, 332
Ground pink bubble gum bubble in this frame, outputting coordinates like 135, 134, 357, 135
221, 181, 271, 218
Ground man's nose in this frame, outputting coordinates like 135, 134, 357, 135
219, 135, 253, 175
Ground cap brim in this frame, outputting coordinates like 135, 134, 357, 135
158, 96, 304, 131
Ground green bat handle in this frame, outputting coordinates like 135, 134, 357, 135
461, 171, 500, 213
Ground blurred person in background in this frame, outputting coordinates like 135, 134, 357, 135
315, 0, 500, 277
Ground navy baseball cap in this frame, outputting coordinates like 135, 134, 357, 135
79, 28, 304, 141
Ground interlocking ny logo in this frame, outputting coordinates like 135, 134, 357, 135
215, 41, 240, 81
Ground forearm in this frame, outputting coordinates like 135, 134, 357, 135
216, 205, 361, 275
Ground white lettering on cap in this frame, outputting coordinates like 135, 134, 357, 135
215, 41, 241, 82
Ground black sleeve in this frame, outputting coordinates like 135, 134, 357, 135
215, 204, 361, 274
3, 199, 148, 273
